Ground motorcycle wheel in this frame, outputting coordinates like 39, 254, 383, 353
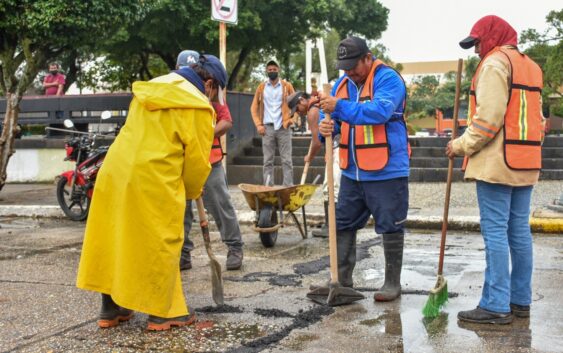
56, 176, 90, 221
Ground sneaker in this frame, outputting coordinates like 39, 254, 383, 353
180, 252, 192, 271
458, 306, 512, 325
147, 313, 197, 331
510, 303, 530, 318
226, 248, 243, 270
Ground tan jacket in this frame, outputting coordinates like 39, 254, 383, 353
250, 80, 295, 129
452, 46, 544, 186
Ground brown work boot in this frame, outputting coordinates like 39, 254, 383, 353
98, 294, 134, 328
147, 313, 197, 331
226, 248, 243, 270
458, 307, 512, 324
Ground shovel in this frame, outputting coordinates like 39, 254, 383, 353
195, 197, 224, 305
306, 84, 365, 306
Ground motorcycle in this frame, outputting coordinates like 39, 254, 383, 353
46, 111, 113, 221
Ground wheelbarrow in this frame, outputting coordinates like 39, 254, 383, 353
238, 169, 320, 248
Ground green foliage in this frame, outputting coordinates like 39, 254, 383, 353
521, 9, 563, 117
0, 0, 145, 96
81, 0, 390, 91
407, 56, 478, 120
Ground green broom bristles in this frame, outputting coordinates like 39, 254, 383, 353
422, 278, 448, 318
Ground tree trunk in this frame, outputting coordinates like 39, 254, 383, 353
0, 93, 20, 191
227, 47, 250, 90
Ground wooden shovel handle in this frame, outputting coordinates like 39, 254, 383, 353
322, 84, 339, 284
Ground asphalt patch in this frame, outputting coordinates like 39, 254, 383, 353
293, 237, 381, 275
254, 308, 294, 318
224, 272, 303, 287
197, 304, 244, 313
227, 305, 334, 353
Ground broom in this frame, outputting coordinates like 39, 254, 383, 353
422, 58, 463, 318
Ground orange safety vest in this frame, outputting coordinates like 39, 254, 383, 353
465, 47, 543, 170
335, 59, 408, 171
209, 136, 223, 164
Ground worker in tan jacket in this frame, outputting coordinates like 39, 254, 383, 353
447, 15, 545, 325
250, 60, 295, 185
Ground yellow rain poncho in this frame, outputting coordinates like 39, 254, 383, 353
76, 73, 214, 318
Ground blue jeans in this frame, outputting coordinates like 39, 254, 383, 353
476, 181, 533, 313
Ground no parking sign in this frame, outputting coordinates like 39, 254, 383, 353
211, 0, 238, 25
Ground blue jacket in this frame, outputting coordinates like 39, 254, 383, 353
320, 62, 409, 181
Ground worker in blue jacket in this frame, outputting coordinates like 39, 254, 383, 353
318, 36, 410, 302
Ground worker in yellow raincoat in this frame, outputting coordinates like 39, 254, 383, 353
76, 54, 228, 331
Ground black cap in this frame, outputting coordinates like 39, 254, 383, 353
336, 36, 370, 70
459, 36, 477, 49
287, 91, 304, 115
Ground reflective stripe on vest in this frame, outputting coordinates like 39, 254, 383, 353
335, 59, 408, 171
209, 136, 223, 164
464, 47, 543, 171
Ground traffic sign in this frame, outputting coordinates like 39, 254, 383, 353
211, 0, 238, 25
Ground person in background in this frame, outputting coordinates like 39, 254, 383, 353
287, 91, 340, 238
43, 63, 65, 96
250, 60, 295, 186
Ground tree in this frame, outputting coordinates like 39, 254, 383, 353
79, 0, 390, 91
521, 9, 563, 117
0, 0, 145, 190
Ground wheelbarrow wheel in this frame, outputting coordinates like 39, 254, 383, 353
258, 206, 278, 248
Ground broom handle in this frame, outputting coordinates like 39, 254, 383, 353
438, 58, 463, 275
322, 84, 339, 284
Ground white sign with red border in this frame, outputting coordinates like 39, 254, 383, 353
211, 0, 238, 25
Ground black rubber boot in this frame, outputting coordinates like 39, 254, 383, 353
180, 251, 192, 271
374, 233, 404, 302
98, 294, 133, 328
308, 229, 357, 290
337, 230, 357, 287
312, 201, 329, 238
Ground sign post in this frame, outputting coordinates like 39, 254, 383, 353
211, 0, 237, 171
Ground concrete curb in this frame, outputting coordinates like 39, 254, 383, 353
0, 206, 560, 234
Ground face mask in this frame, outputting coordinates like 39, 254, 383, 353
267, 72, 278, 80
49, 70, 58, 75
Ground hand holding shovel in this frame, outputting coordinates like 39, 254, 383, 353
306, 84, 365, 306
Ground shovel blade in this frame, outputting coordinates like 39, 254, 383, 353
306, 283, 365, 306
207, 248, 224, 305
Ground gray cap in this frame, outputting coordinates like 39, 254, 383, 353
176, 50, 200, 68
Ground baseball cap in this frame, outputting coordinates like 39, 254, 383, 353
199, 54, 228, 89
287, 91, 305, 115
176, 50, 200, 68
459, 36, 477, 49
336, 36, 370, 70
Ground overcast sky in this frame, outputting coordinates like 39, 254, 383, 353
377, 0, 556, 63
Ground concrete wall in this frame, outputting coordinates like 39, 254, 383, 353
7, 149, 74, 183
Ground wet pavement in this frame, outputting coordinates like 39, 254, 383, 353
0, 217, 562, 352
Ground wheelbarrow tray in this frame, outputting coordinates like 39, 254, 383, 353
238, 183, 319, 212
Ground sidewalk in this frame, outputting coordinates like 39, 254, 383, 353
0, 181, 561, 233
